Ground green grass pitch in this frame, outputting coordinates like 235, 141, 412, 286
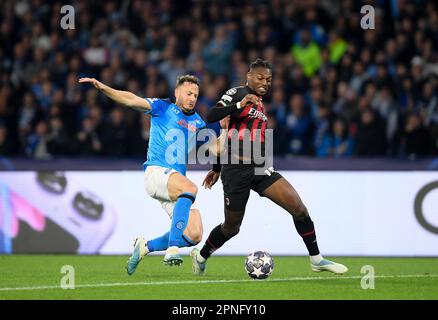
0, 255, 437, 300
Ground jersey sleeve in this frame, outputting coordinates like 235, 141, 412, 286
206, 87, 246, 123
217, 87, 243, 107
143, 98, 167, 117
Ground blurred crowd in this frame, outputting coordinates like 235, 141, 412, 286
0, 0, 437, 160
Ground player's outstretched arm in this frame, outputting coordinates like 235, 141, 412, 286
78, 78, 151, 111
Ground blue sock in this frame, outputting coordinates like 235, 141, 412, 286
147, 232, 197, 252
168, 193, 195, 248
147, 232, 169, 252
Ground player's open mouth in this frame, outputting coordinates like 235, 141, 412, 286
258, 87, 267, 93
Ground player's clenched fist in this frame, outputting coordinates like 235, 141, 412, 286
239, 94, 259, 108
78, 77, 105, 90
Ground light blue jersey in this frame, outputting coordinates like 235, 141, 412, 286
143, 98, 206, 176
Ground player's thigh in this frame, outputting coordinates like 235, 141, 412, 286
144, 166, 172, 201
167, 172, 198, 201
221, 164, 252, 212
260, 176, 308, 216
184, 209, 203, 241
222, 191, 249, 229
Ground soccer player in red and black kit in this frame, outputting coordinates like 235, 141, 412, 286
190, 59, 348, 275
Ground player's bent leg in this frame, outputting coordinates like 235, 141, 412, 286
191, 206, 247, 276
184, 208, 203, 244
261, 177, 349, 275
260, 177, 309, 219
145, 209, 202, 264
167, 172, 198, 200
126, 236, 148, 275
164, 173, 198, 266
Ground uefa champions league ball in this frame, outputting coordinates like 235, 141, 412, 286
244, 251, 274, 279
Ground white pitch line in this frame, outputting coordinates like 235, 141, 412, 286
0, 274, 437, 292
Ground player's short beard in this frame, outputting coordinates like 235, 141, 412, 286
176, 100, 191, 113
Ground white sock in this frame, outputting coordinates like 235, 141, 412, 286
144, 241, 150, 255
167, 246, 179, 254
310, 254, 323, 264
196, 252, 206, 263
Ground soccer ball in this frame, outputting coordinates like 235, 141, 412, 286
244, 251, 274, 279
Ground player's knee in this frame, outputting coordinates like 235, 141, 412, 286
294, 204, 309, 219
190, 229, 203, 244
187, 209, 202, 243
183, 182, 198, 196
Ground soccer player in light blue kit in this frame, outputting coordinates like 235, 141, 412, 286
79, 75, 214, 273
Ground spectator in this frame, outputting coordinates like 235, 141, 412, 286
75, 117, 103, 156
0, 0, 437, 159
316, 117, 354, 158
285, 94, 314, 155
291, 29, 322, 77
400, 113, 430, 158
25, 120, 51, 159
355, 109, 386, 156
47, 116, 70, 156
102, 108, 128, 157
0, 123, 14, 156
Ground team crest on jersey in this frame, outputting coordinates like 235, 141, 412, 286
226, 88, 237, 95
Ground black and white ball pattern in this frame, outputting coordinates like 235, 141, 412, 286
245, 251, 274, 279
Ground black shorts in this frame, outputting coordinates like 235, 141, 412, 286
220, 164, 282, 212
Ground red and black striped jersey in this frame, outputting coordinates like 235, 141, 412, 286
217, 86, 268, 142
216, 86, 268, 164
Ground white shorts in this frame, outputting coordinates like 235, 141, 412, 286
144, 166, 195, 218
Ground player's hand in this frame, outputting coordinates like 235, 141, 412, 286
240, 94, 259, 108
220, 115, 230, 129
202, 170, 220, 189
78, 77, 105, 90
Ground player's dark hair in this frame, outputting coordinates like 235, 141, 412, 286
249, 58, 272, 71
176, 74, 200, 88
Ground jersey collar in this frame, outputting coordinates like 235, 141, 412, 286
175, 103, 196, 116
182, 109, 195, 116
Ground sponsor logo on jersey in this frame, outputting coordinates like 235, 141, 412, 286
177, 119, 197, 132
248, 108, 267, 121
171, 106, 180, 114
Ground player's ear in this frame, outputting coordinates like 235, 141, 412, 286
246, 71, 252, 83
